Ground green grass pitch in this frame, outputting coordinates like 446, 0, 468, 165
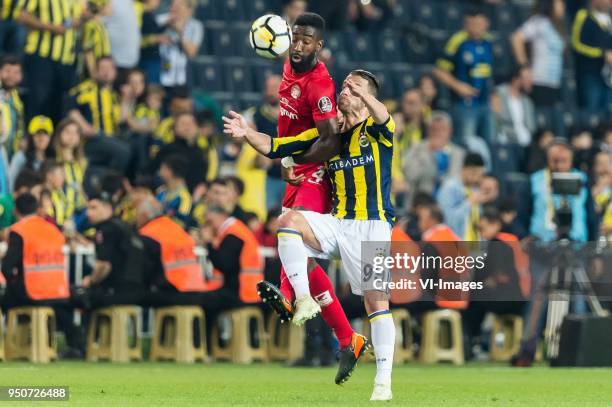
1, 362, 611, 406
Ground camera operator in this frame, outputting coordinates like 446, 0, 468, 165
513, 139, 596, 366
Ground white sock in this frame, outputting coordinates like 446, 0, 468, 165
369, 310, 395, 385
277, 228, 310, 298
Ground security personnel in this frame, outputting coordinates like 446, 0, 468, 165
200, 204, 263, 314
18, 0, 82, 123
416, 202, 470, 311
137, 197, 207, 306
82, 192, 145, 308
463, 207, 528, 357
1, 193, 83, 356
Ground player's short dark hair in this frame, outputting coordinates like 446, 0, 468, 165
162, 154, 188, 180
224, 175, 245, 196
463, 152, 485, 168
294, 12, 325, 35
15, 193, 39, 216
0, 54, 20, 69
14, 169, 43, 192
349, 70, 380, 97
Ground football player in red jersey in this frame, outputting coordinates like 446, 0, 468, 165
255, 12, 369, 384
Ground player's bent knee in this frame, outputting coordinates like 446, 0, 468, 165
278, 210, 306, 231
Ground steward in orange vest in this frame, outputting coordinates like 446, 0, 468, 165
1, 193, 84, 356
2, 195, 68, 302
463, 207, 528, 358
136, 196, 208, 306
419, 202, 471, 310
202, 205, 264, 308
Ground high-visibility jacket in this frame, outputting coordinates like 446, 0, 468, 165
496, 232, 531, 299
139, 216, 206, 292
10, 215, 68, 300
209, 217, 264, 303
422, 224, 469, 310
389, 226, 422, 304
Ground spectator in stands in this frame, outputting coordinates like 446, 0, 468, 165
402, 111, 465, 209
18, 0, 80, 123
53, 118, 88, 218
69, 57, 130, 175
128, 84, 164, 137
152, 86, 193, 156
0, 0, 26, 55
81, 191, 145, 307
159, 0, 203, 91
494, 67, 536, 147
525, 129, 556, 173
481, 173, 501, 207
245, 75, 284, 211
139, 0, 166, 84
41, 161, 72, 228
437, 153, 487, 240
418, 73, 440, 111
350, 0, 395, 31
156, 154, 193, 227
224, 176, 251, 225
571, 0, 612, 111
196, 109, 219, 181
151, 111, 209, 192
9, 116, 53, 191
0, 55, 24, 164
206, 177, 249, 225
464, 207, 527, 358
591, 150, 611, 238
1, 193, 83, 357
526, 140, 590, 242
570, 126, 598, 173
81, 0, 112, 80
200, 203, 263, 314
138, 196, 208, 305
104, 0, 141, 73
0, 170, 43, 232
434, 8, 495, 162
512, 0, 566, 108
499, 198, 529, 238
392, 89, 428, 207
255, 207, 282, 249
283, 0, 308, 26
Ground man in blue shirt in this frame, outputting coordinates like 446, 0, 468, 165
434, 8, 495, 167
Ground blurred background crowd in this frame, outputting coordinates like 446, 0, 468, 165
0, 0, 611, 361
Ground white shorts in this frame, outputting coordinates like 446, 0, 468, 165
299, 211, 392, 295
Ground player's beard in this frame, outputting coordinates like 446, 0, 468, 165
290, 51, 317, 73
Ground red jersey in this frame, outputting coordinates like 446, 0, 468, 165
277, 59, 336, 211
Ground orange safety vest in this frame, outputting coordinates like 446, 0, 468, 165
139, 216, 207, 292
496, 232, 531, 299
422, 224, 469, 310
10, 215, 68, 301
389, 226, 422, 305
210, 217, 264, 303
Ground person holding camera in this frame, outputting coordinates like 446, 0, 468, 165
513, 140, 594, 366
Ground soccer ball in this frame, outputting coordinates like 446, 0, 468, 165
249, 14, 292, 59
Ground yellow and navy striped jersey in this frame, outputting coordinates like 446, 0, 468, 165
151, 117, 219, 181
47, 187, 73, 226
0, 89, 25, 156
69, 79, 120, 137
1, 0, 24, 20
82, 18, 111, 60
22, 0, 82, 65
60, 159, 86, 210
269, 116, 396, 222
156, 184, 192, 227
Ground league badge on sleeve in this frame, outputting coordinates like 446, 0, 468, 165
318, 96, 333, 113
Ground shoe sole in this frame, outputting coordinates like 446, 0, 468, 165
257, 281, 294, 322
336, 337, 372, 385
292, 304, 320, 326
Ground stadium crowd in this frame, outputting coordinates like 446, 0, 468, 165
0, 0, 611, 362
